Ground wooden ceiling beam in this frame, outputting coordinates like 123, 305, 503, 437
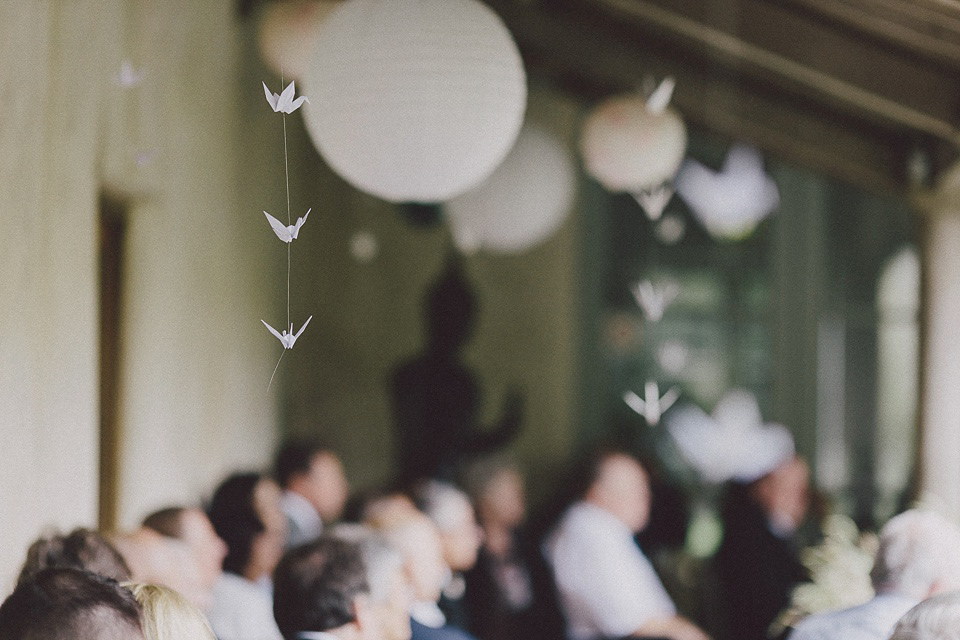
487, 0, 917, 193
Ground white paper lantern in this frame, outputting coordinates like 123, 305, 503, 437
444, 126, 576, 253
257, 1, 341, 80
580, 94, 687, 192
301, 0, 527, 203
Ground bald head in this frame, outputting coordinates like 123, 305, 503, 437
585, 453, 651, 533
872, 509, 960, 599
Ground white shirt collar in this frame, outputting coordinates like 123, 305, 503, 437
281, 490, 323, 531
296, 632, 342, 640
410, 601, 446, 628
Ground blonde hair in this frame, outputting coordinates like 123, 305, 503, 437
125, 583, 216, 640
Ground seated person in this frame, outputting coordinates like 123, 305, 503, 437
127, 582, 217, 640
273, 531, 411, 640
275, 440, 350, 548
18, 527, 131, 584
206, 472, 286, 640
545, 450, 708, 640
790, 509, 960, 640
0, 567, 144, 640
462, 457, 565, 640
372, 510, 478, 640
413, 480, 483, 629
890, 589, 960, 640
141, 505, 229, 611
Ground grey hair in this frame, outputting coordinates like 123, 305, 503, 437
414, 480, 472, 533
326, 524, 404, 603
872, 510, 960, 598
890, 590, 960, 640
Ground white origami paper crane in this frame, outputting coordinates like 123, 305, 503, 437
623, 381, 680, 426
632, 183, 674, 221
645, 76, 676, 115
630, 279, 680, 323
263, 80, 309, 114
262, 316, 312, 349
665, 389, 795, 484
116, 60, 143, 87
675, 143, 780, 240
264, 208, 311, 243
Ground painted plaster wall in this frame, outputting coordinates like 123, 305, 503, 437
0, 0, 280, 590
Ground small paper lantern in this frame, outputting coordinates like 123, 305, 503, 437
580, 93, 687, 192
444, 126, 577, 254
257, 1, 341, 80
302, 0, 527, 203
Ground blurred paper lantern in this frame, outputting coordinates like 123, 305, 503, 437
301, 0, 527, 203
675, 143, 780, 240
444, 126, 577, 253
257, 1, 341, 80
580, 78, 687, 194
349, 230, 378, 263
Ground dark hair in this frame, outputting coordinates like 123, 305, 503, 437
142, 506, 188, 539
208, 473, 267, 576
18, 529, 132, 585
276, 440, 332, 489
0, 567, 143, 639
273, 536, 368, 640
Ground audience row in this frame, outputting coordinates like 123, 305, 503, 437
4, 442, 960, 640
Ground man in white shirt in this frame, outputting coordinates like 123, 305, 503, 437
545, 451, 708, 640
276, 440, 350, 548
789, 509, 960, 640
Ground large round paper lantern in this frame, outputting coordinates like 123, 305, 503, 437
445, 126, 577, 253
301, 0, 527, 203
257, 1, 341, 80
580, 94, 687, 192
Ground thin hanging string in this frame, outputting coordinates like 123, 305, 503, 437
282, 70, 291, 330
268, 349, 285, 390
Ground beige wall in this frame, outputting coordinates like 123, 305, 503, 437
0, 0, 280, 591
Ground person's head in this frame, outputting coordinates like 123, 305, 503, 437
583, 451, 652, 533
109, 528, 209, 611
373, 512, 448, 604
276, 441, 350, 523
274, 534, 410, 640
18, 528, 132, 585
463, 458, 526, 530
890, 589, 960, 639
748, 455, 810, 533
0, 567, 144, 640
126, 582, 216, 640
413, 480, 482, 571
871, 509, 960, 599
208, 472, 287, 582
142, 506, 228, 593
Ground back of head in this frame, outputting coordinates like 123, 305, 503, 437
413, 480, 472, 534
276, 439, 329, 490
0, 567, 143, 640
890, 590, 960, 640
18, 528, 132, 585
273, 536, 368, 640
208, 472, 265, 576
127, 583, 215, 640
327, 525, 406, 605
872, 510, 960, 598
143, 507, 188, 538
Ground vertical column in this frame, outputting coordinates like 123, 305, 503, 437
919, 168, 960, 518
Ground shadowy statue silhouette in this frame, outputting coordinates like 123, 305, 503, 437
391, 256, 523, 485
